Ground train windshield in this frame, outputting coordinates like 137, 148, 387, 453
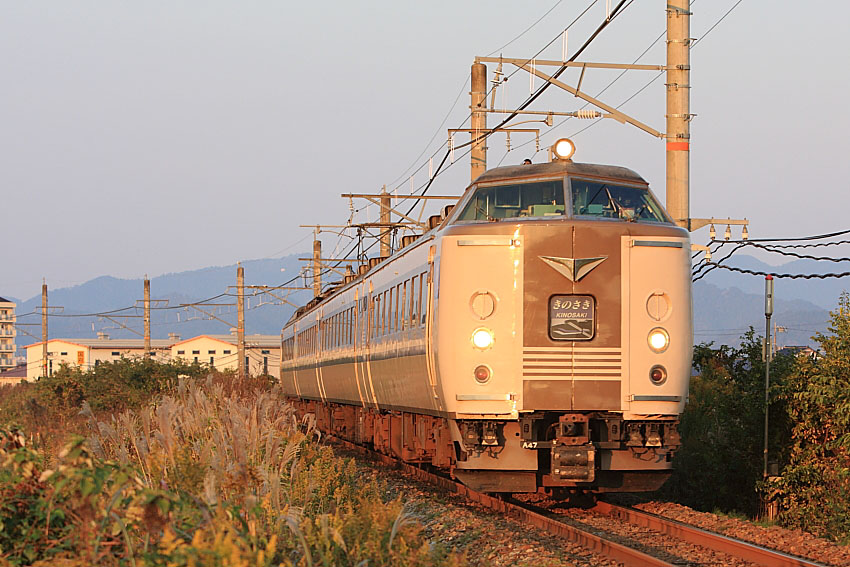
456, 180, 565, 221
571, 179, 668, 223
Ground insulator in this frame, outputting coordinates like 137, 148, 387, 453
709, 224, 716, 240
705, 249, 712, 262
724, 225, 732, 241
575, 109, 600, 119
742, 224, 749, 240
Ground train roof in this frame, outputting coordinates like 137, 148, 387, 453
283, 159, 653, 329
473, 159, 647, 186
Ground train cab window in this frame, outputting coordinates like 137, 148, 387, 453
570, 179, 669, 223
456, 180, 565, 221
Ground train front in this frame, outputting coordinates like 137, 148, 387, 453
434, 141, 692, 493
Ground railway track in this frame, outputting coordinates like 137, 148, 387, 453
329, 435, 832, 567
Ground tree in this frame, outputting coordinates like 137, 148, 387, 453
774, 293, 850, 542
663, 331, 794, 515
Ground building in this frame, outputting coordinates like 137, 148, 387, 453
0, 298, 15, 373
170, 334, 280, 377
777, 345, 820, 359
25, 337, 176, 381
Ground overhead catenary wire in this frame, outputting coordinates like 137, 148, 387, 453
399, 0, 632, 216
692, 229, 850, 282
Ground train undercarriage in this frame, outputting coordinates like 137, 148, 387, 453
289, 398, 682, 495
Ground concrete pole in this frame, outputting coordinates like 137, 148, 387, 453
665, 0, 690, 229
41, 282, 48, 379
470, 62, 488, 181
312, 236, 322, 297
763, 275, 774, 480
379, 185, 391, 258
143, 278, 151, 358
237, 265, 246, 380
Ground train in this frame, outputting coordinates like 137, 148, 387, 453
280, 138, 692, 494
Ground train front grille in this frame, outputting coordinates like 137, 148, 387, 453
521, 346, 622, 411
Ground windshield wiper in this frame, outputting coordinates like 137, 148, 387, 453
605, 187, 630, 220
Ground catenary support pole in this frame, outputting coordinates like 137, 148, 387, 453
144, 278, 151, 358
41, 282, 47, 379
470, 62, 488, 181
312, 234, 322, 297
380, 185, 391, 257
763, 275, 774, 479
237, 265, 246, 380
665, 0, 690, 228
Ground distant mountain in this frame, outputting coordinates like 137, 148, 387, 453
693, 282, 830, 348
12, 255, 311, 350
6, 251, 845, 355
694, 252, 850, 310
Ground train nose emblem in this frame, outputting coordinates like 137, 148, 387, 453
539, 255, 607, 282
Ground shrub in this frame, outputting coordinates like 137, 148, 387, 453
773, 293, 850, 542
662, 330, 794, 515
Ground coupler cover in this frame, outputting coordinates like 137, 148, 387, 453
551, 441, 595, 483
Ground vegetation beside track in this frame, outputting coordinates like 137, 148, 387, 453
0, 361, 463, 566
664, 293, 850, 543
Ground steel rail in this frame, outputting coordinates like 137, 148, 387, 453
329, 435, 674, 567
593, 501, 829, 567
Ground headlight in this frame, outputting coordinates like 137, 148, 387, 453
648, 328, 670, 353
472, 328, 494, 350
552, 138, 576, 160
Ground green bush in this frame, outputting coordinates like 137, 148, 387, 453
662, 330, 794, 515
0, 359, 206, 448
773, 293, 850, 542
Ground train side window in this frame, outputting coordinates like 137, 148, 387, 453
408, 277, 414, 327
396, 283, 402, 333
384, 291, 390, 335
388, 285, 395, 334
419, 273, 426, 326
400, 281, 407, 330
384, 290, 390, 335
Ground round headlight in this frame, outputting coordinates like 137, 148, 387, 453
552, 138, 576, 160
472, 328, 494, 350
648, 328, 670, 353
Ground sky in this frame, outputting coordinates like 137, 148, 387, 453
3, 1, 849, 300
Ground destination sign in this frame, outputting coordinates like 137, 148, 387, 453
549, 295, 595, 341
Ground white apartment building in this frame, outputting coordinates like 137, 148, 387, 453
171, 334, 280, 377
0, 297, 15, 373
25, 337, 176, 381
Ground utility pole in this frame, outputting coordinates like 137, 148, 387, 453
470, 62, 488, 181
237, 265, 246, 380
665, 0, 691, 229
143, 277, 151, 358
41, 282, 48, 379
312, 232, 322, 297
763, 275, 774, 480
379, 185, 391, 257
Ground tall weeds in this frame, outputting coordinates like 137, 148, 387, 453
0, 370, 463, 566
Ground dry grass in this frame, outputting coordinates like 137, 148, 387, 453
0, 369, 463, 566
